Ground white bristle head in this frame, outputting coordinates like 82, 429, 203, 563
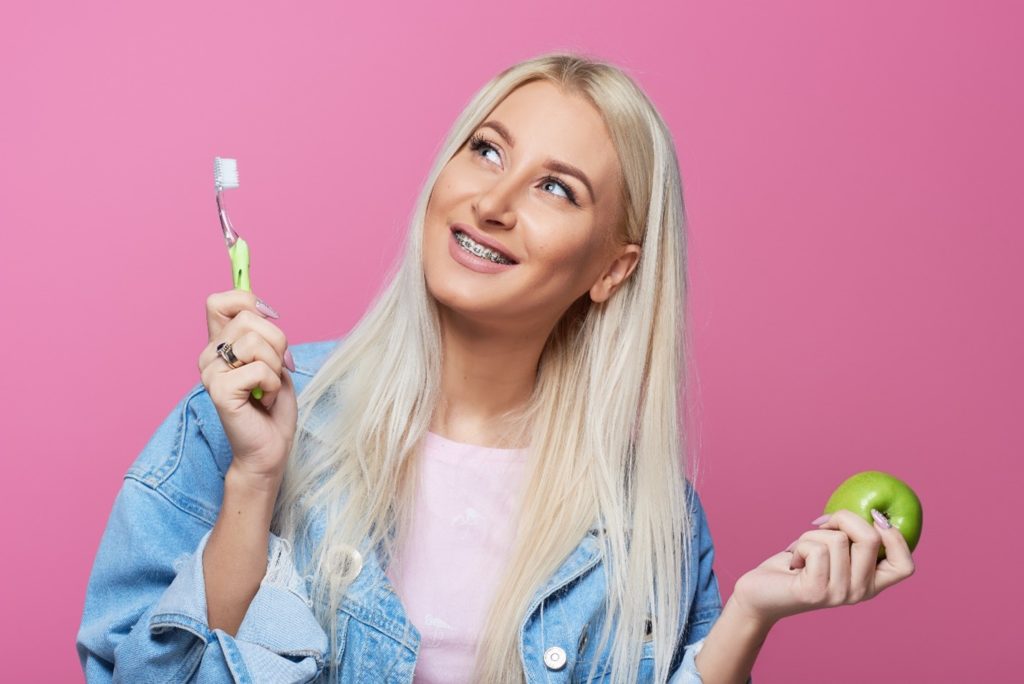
214, 157, 239, 189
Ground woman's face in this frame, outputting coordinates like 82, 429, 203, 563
423, 79, 638, 333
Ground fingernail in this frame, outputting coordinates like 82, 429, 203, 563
811, 514, 831, 525
283, 348, 296, 372
255, 297, 280, 319
871, 508, 891, 529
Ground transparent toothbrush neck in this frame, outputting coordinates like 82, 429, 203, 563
216, 189, 239, 246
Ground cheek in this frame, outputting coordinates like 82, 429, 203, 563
424, 177, 456, 240
425, 180, 445, 219
532, 233, 602, 278
430, 161, 470, 203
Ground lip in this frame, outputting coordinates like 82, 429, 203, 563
449, 223, 518, 264
448, 230, 518, 274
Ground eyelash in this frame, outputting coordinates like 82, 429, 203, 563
467, 133, 580, 206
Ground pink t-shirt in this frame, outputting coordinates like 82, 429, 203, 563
385, 430, 530, 684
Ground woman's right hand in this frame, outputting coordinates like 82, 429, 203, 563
198, 289, 298, 484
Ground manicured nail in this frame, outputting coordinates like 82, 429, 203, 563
811, 514, 831, 525
283, 348, 296, 372
871, 508, 891, 529
255, 297, 280, 319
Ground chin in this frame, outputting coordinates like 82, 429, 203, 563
425, 278, 513, 325
428, 279, 490, 315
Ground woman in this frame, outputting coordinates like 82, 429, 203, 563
77, 52, 915, 683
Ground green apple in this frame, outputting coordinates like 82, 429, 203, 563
823, 470, 922, 562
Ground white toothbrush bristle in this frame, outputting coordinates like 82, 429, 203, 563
214, 157, 239, 189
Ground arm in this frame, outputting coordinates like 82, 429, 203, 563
204, 467, 284, 635
76, 388, 328, 682
691, 596, 771, 684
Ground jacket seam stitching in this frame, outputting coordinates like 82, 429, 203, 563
519, 542, 603, 680
170, 639, 208, 682
127, 341, 328, 489
124, 472, 219, 528
337, 604, 419, 656
163, 383, 206, 486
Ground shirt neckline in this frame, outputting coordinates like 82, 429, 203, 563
425, 430, 530, 458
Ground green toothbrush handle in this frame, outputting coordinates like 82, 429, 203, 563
228, 238, 263, 401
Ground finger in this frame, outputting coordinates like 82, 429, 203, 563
205, 289, 278, 343
872, 512, 917, 593
212, 360, 283, 411
203, 329, 284, 378
206, 289, 257, 341
203, 333, 284, 411
254, 364, 284, 411
794, 529, 851, 605
270, 364, 298, 428
815, 509, 883, 602
227, 310, 289, 360
200, 310, 289, 373
786, 540, 827, 602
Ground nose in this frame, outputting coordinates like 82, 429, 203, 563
472, 174, 518, 230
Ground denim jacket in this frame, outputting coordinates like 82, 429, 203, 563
77, 339, 750, 683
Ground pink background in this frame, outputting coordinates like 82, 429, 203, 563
2, 1, 1020, 681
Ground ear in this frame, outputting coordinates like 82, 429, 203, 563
589, 244, 641, 303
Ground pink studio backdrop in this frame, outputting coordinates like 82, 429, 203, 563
1, 1, 1019, 681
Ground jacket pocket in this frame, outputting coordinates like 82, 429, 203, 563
573, 637, 657, 683
334, 601, 418, 683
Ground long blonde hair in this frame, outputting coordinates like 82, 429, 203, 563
272, 50, 701, 683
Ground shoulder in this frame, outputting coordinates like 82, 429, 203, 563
679, 478, 724, 648
122, 337, 343, 525
683, 477, 711, 540
288, 337, 343, 377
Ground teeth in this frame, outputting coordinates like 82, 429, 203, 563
454, 231, 514, 265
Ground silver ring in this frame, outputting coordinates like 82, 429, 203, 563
216, 341, 244, 369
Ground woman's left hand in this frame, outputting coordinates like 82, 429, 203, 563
730, 509, 917, 627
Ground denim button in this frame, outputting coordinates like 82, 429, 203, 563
544, 646, 567, 671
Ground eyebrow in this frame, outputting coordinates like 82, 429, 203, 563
478, 120, 597, 203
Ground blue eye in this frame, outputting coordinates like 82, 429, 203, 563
468, 133, 502, 165
540, 178, 574, 202
467, 133, 580, 206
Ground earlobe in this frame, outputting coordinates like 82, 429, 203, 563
589, 278, 612, 304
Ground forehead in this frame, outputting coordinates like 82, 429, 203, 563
484, 80, 621, 197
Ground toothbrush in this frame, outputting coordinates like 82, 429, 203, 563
214, 156, 263, 401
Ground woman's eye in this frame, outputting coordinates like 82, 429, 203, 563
541, 178, 572, 201
467, 133, 579, 206
469, 135, 501, 165
479, 143, 501, 165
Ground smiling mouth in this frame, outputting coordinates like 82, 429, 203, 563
452, 230, 517, 265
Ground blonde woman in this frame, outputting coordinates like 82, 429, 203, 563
77, 52, 916, 683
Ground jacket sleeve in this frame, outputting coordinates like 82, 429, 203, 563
75, 389, 329, 683
668, 486, 753, 684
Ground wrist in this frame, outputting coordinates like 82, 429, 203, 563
219, 466, 281, 537
226, 463, 284, 496
724, 590, 777, 636
693, 593, 773, 683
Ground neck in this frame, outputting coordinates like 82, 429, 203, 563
431, 307, 550, 447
